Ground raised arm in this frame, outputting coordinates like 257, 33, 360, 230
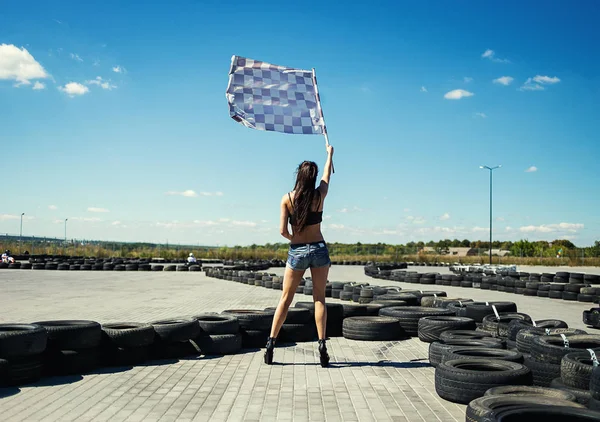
318, 144, 334, 196
279, 194, 293, 241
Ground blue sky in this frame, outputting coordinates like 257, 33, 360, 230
1, 0, 599, 246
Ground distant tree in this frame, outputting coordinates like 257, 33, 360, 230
510, 239, 535, 257
461, 239, 471, 247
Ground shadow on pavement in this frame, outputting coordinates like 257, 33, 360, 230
0, 387, 20, 398
272, 360, 432, 368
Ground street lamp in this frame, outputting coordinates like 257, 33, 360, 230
64, 218, 68, 243
20, 213, 25, 253
480, 165, 501, 265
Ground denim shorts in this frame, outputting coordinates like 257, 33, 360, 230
286, 241, 331, 271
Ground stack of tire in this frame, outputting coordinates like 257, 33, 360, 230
191, 314, 242, 355
428, 330, 506, 367
33, 320, 103, 376
505, 318, 568, 350
0, 324, 47, 386
263, 307, 315, 342
221, 310, 273, 348
379, 306, 454, 338
294, 302, 344, 337
478, 313, 532, 340
342, 316, 405, 341
149, 318, 200, 359
100, 322, 156, 365
523, 334, 600, 393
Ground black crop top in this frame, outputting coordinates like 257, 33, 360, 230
288, 191, 323, 226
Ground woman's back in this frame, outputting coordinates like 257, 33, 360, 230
287, 189, 325, 244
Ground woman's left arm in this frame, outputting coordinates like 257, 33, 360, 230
279, 194, 292, 241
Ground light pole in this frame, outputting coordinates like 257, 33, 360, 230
20, 213, 25, 253
64, 218, 68, 243
480, 165, 501, 265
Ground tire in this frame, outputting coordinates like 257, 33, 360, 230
150, 318, 200, 342
44, 348, 99, 375
340, 291, 352, 300
417, 316, 476, 343
484, 385, 577, 402
590, 365, 600, 400
531, 334, 600, 365
164, 265, 176, 272
192, 313, 239, 335
103, 345, 150, 366
486, 405, 600, 420
188, 265, 202, 272
221, 310, 273, 331
151, 340, 199, 359
342, 305, 369, 318
101, 323, 156, 348
138, 264, 152, 271
481, 313, 532, 338
578, 294, 595, 303
0, 324, 48, 358
563, 291, 579, 301
442, 347, 523, 364
278, 323, 316, 343
517, 328, 586, 354
561, 351, 597, 389
152, 265, 164, 271
342, 316, 405, 341
331, 289, 342, 299
193, 333, 242, 355
428, 338, 505, 367
523, 356, 561, 387
379, 306, 454, 337
439, 330, 492, 342
465, 302, 518, 323
5, 355, 43, 386
177, 265, 188, 272
507, 319, 568, 341
264, 307, 311, 325
434, 359, 532, 404
32, 320, 101, 350
370, 300, 407, 308
549, 377, 591, 405
466, 395, 583, 422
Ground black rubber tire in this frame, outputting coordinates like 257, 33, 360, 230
342, 316, 405, 341
428, 338, 505, 367
221, 310, 273, 331
263, 307, 311, 325
32, 320, 102, 350
342, 305, 369, 318
563, 291, 579, 301
549, 377, 591, 405
188, 265, 202, 272
34, 263, 47, 270
370, 300, 407, 308
240, 329, 268, 349
531, 334, 600, 365
5, 355, 43, 386
443, 347, 523, 364
151, 265, 164, 271
466, 395, 583, 422
101, 323, 156, 348
193, 333, 242, 355
103, 345, 150, 366
278, 323, 316, 343
590, 365, 600, 400
434, 359, 532, 404
523, 356, 561, 387
484, 384, 577, 402
163, 265, 176, 271
151, 340, 199, 359
339, 291, 352, 300
150, 318, 200, 342
192, 313, 240, 335
331, 289, 342, 299
417, 316, 476, 343
465, 302, 518, 323
561, 351, 598, 389
516, 328, 586, 354
487, 405, 600, 420
507, 319, 568, 341
0, 324, 48, 358
481, 313, 532, 338
439, 330, 492, 342
378, 306, 454, 337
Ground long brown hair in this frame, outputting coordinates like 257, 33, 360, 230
291, 161, 320, 232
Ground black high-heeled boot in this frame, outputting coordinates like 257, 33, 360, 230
264, 337, 276, 364
318, 339, 330, 368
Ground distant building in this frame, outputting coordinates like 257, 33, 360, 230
421, 247, 510, 257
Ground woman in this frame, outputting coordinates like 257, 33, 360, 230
264, 143, 334, 367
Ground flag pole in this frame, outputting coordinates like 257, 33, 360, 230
312, 68, 334, 173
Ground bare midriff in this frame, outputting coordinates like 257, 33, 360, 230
289, 224, 325, 245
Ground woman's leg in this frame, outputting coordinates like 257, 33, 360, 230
269, 265, 305, 338
309, 265, 330, 340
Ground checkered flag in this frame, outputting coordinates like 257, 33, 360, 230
226, 55, 326, 135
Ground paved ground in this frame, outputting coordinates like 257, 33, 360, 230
0, 265, 597, 421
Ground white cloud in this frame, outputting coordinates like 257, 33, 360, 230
505, 226, 513, 231
493, 76, 514, 86
496, 217, 505, 222
481, 49, 510, 63
199, 191, 224, 197
93, 59, 100, 66
0, 44, 48, 86
70, 53, 83, 62
406, 216, 426, 224
403, 208, 411, 213
338, 206, 361, 213
231, 220, 257, 227
472, 226, 489, 233
327, 224, 345, 230
420, 86, 427, 93
32, 81, 46, 90
444, 89, 474, 100
474, 112, 487, 118
48, 205, 58, 210
525, 166, 538, 173
519, 222, 584, 233
0, 214, 20, 221
464, 77, 473, 83
165, 190, 199, 198
86, 76, 116, 90
111, 221, 121, 226
112, 65, 125, 73
87, 207, 109, 213
71, 217, 102, 222
439, 213, 450, 221
533, 75, 560, 84
59, 82, 89, 96
339, 208, 348, 213
323, 215, 332, 220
